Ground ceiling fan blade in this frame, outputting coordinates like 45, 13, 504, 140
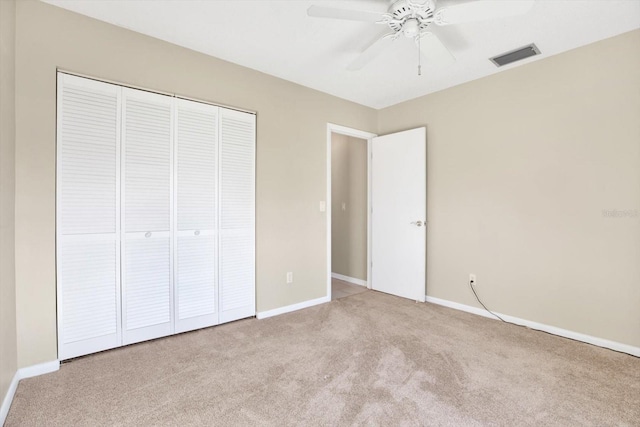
434, 0, 535, 26
347, 34, 396, 71
418, 32, 455, 65
307, 5, 383, 23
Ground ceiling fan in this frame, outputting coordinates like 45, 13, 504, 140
307, 0, 535, 74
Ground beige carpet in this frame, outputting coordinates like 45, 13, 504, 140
331, 278, 368, 300
7, 291, 640, 426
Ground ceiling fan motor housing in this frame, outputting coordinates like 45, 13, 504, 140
386, 0, 436, 37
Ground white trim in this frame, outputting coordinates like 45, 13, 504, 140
366, 139, 372, 290
327, 123, 377, 140
57, 69, 256, 116
0, 360, 60, 425
331, 272, 367, 287
17, 360, 60, 379
326, 126, 331, 300
426, 296, 493, 319
426, 296, 640, 357
169, 96, 176, 336
256, 296, 330, 320
0, 372, 19, 425
326, 123, 377, 302
56, 73, 62, 360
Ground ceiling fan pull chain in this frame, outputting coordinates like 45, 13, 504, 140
417, 35, 422, 76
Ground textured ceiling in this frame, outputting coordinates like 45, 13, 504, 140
43, 0, 640, 109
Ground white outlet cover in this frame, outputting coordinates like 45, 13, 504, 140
319, 201, 326, 212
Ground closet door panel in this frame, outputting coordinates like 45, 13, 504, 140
176, 101, 218, 231
59, 88, 118, 235
56, 73, 121, 360
220, 230, 254, 314
219, 108, 256, 323
122, 88, 174, 345
123, 236, 172, 343
58, 237, 120, 359
176, 233, 217, 332
123, 95, 172, 232
175, 99, 219, 332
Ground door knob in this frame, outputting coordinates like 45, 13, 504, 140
411, 220, 424, 227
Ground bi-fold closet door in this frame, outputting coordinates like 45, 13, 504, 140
56, 74, 122, 359
174, 99, 220, 333
57, 73, 255, 360
121, 87, 174, 345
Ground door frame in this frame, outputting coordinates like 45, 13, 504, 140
326, 124, 377, 300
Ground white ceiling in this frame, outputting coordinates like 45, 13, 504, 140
43, 0, 640, 109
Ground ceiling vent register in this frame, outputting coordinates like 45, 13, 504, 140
490, 43, 541, 67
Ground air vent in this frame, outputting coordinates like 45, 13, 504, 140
490, 44, 540, 67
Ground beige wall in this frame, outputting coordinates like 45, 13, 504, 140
0, 0, 18, 403
14, 0, 377, 368
331, 134, 367, 281
379, 30, 640, 348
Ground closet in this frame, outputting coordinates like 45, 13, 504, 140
56, 73, 255, 360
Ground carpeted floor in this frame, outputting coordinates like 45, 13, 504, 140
332, 278, 368, 300
6, 291, 640, 426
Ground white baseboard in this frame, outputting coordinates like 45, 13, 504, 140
0, 359, 59, 425
0, 371, 19, 425
257, 296, 330, 320
18, 360, 60, 379
426, 296, 640, 357
331, 273, 367, 287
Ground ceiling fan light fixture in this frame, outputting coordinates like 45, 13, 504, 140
403, 18, 420, 38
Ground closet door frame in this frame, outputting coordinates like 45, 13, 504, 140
56, 72, 257, 360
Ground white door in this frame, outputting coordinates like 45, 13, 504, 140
219, 108, 256, 323
121, 88, 174, 345
56, 74, 122, 360
174, 99, 219, 333
371, 127, 426, 302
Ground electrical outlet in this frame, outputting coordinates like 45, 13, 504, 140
469, 274, 476, 287
286, 272, 293, 284
341, 202, 346, 211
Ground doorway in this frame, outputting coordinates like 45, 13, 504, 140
330, 132, 369, 300
327, 124, 427, 303
326, 124, 376, 300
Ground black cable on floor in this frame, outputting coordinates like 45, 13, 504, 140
470, 282, 506, 322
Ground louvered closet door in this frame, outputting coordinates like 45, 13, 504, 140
219, 108, 256, 323
57, 73, 121, 360
174, 99, 219, 333
122, 88, 174, 345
